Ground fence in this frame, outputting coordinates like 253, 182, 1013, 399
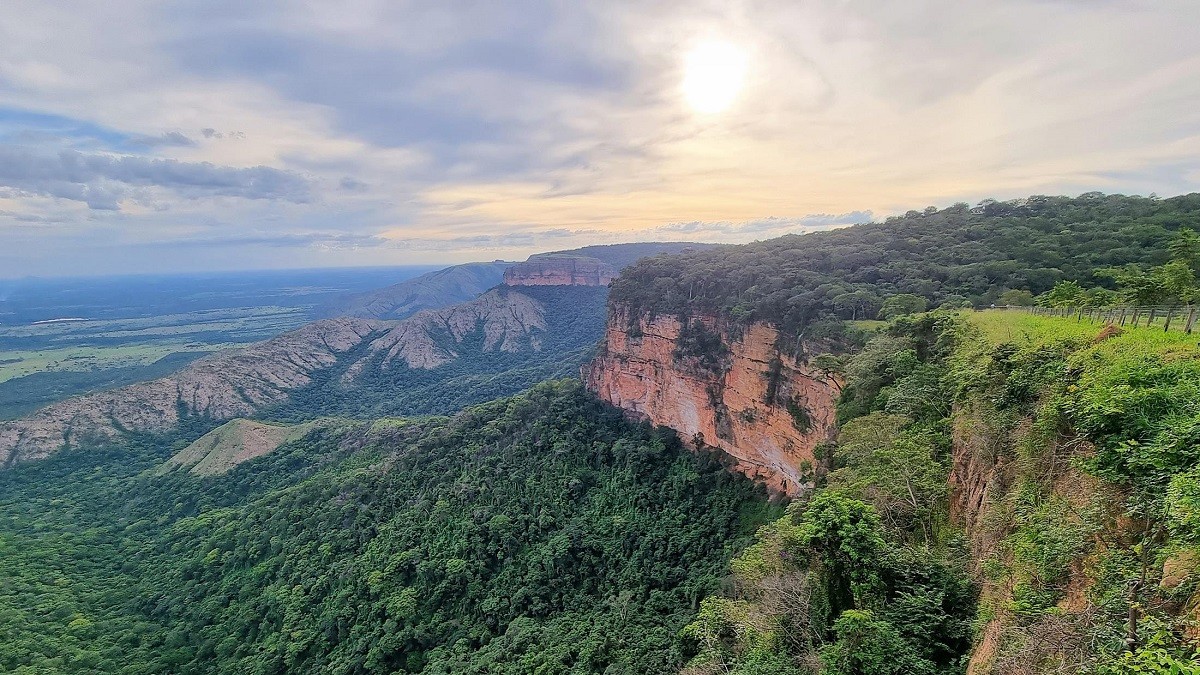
1007, 304, 1200, 334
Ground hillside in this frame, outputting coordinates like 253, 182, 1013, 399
315, 262, 512, 320
666, 310, 1200, 673
158, 418, 320, 476
0, 381, 776, 674
0, 317, 382, 467
0, 283, 609, 466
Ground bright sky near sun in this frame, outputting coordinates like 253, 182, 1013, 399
2, 1, 1200, 276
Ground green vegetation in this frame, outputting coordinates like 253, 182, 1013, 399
1034, 227, 1200, 307
0, 380, 776, 673
0, 350, 209, 419
612, 193, 1200, 331
682, 313, 976, 674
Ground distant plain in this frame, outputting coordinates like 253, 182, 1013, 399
0, 266, 436, 418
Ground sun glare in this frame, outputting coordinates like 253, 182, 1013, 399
682, 40, 748, 115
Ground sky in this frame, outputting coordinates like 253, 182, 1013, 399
2, 1, 1199, 277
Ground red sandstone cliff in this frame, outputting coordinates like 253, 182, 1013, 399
585, 309, 839, 494
504, 255, 616, 287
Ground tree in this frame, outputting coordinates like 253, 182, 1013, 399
819, 610, 936, 675
878, 294, 928, 320
998, 289, 1035, 306
797, 494, 886, 621
1037, 281, 1087, 307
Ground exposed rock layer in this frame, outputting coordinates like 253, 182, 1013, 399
585, 309, 838, 494
504, 255, 616, 287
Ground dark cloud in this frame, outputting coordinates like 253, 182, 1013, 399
0, 145, 311, 209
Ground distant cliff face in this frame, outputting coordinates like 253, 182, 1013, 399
585, 308, 839, 494
504, 255, 616, 287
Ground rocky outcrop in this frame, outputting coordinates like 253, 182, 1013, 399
349, 288, 546, 372
0, 287, 571, 468
504, 255, 616, 287
585, 309, 839, 494
0, 318, 381, 467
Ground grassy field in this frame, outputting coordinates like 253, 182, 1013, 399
970, 308, 1200, 352
0, 306, 309, 383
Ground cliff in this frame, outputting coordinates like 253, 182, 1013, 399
585, 308, 839, 494
504, 255, 616, 287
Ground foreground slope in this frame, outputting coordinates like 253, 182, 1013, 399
683, 311, 1200, 673
0, 380, 775, 674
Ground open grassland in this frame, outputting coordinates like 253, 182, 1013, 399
970, 308, 1199, 352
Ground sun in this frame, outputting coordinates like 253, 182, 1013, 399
681, 40, 748, 115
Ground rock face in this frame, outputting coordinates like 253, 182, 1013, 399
504, 255, 616, 287
0, 318, 381, 467
347, 288, 546, 373
585, 308, 839, 494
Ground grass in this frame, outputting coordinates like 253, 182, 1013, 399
969, 309, 1200, 354
0, 306, 309, 383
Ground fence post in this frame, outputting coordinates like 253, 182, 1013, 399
1187, 306, 1197, 334
1148, 308, 1156, 328
1120, 308, 1127, 326
1165, 307, 1174, 332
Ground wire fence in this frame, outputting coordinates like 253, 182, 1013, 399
997, 304, 1200, 334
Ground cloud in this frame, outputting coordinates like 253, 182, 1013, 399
0, 145, 311, 209
162, 230, 386, 248
1, 1, 1199, 275
656, 212, 873, 237
127, 131, 196, 148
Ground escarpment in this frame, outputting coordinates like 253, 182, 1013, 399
585, 308, 839, 494
504, 254, 617, 287
0, 318, 381, 467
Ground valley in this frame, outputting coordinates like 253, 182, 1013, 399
3, 195, 1200, 673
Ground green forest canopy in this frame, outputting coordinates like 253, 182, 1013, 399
611, 193, 1200, 330
0, 380, 777, 674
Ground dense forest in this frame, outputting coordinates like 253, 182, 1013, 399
0, 381, 777, 674
611, 193, 1200, 330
